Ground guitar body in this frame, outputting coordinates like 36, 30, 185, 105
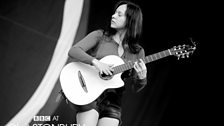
60, 55, 125, 105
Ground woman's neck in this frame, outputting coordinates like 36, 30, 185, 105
113, 29, 126, 45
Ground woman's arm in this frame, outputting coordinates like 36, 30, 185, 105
68, 30, 114, 75
68, 30, 103, 64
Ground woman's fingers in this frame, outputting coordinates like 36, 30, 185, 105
134, 59, 147, 79
139, 59, 146, 70
134, 62, 141, 73
102, 64, 114, 75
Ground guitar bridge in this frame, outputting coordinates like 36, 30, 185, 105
78, 71, 88, 93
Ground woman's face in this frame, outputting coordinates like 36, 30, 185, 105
111, 4, 127, 30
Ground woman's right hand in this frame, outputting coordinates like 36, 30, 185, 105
92, 59, 114, 76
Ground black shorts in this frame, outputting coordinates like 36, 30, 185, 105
64, 90, 122, 124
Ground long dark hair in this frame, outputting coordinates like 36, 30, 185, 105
104, 1, 143, 54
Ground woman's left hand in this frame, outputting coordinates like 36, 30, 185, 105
133, 59, 147, 79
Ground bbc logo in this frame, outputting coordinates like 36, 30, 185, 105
33, 116, 51, 121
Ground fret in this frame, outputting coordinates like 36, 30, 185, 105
154, 53, 159, 59
114, 66, 119, 74
144, 57, 148, 63
119, 65, 123, 73
162, 50, 167, 57
121, 65, 123, 71
148, 56, 152, 62
150, 55, 154, 61
142, 58, 146, 64
127, 62, 133, 70
124, 64, 129, 70
160, 51, 165, 58
120, 64, 125, 72
113, 67, 117, 74
122, 64, 126, 72
116, 66, 119, 73
153, 54, 157, 60
165, 50, 171, 56
158, 52, 162, 59
162, 51, 167, 57
124, 63, 129, 70
168, 49, 172, 55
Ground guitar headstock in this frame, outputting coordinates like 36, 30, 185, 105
170, 44, 196, 59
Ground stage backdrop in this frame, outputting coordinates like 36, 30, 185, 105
0, 0, 86, 125
0, 0, 64, 124
1, 0, 204, 126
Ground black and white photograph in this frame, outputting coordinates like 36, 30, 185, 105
0, 0, 208, 126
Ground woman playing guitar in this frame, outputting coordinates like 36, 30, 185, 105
64, 1, 147, 126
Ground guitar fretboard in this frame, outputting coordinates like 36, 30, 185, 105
113, 49, 172, 74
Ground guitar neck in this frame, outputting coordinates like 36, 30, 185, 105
113, 49, 172, 74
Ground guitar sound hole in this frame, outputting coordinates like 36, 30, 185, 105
99, 72, 113, 80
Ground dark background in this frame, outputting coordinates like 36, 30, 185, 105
0, 0, 209, 125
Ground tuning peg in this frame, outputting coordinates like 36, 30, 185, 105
177, 55, 180, 60
178, 45, 182, 49
181, 55, 185, 59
